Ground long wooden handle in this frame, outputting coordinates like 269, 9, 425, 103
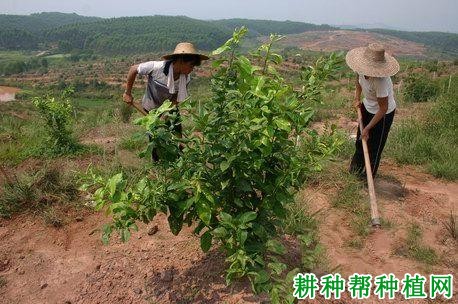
125, 100, 148, 116
357, 107, 381, 227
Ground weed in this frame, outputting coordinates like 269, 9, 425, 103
41, 207, 64, 227
443, 211, 457, 240
0, 276, 6, 288
346, 238, 364, 249
119, 103, 134, 123
0, 166, 79, 219
404, 224, 439, 265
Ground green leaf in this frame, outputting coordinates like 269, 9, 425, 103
238, 230, 248, 245
237, 56, 253, 75
212, 58, 226, 68
168, 215, 183, 235
253, 269, 270, 284
274, 118, 291, 132
196, 201, 212, 225
239, 211, 257, 224
212, 44, 230, 56
120, 228, 131, 243
219, 212, 233, 224
267, 239, 286, 255
212, 227, 227, 238
267, 262, 287, 275
221, 180, 230, 190
108, 173, 123, 197
220, 161, 230, 172
200, 231, 213, 252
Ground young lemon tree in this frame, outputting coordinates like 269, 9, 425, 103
83, 28, 343, 302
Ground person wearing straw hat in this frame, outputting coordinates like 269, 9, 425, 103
122, 42, 209, 160
345, 43, 400, 178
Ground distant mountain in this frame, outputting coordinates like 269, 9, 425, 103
0, 12, 102, 49
212, 19, 336, 36
0, 12, 101, 34
337, 23, 402, 31
0, 12, 456, 56
43, 15, 232, 54
367, 29, 458, 56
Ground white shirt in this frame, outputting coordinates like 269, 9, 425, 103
137, 60, 190, 110
359, 74, 396, 114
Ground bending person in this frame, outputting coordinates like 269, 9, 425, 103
345, 43, 400, 178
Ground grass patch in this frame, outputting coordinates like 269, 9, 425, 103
346, 237, 364, 249
387, 76, 458, 180
330, 170, 371, 237
0, 166, 79, 220
282, 199, 327, 273
119, 132, 147, 151
396, 224, 439, 266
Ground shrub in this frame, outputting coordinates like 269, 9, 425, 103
402, 73, 440, 102
83, 29, 343, 302
32, 87, 82, 155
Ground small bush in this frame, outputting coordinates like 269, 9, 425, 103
402, 73, 440, 103
32, 88, 83, 155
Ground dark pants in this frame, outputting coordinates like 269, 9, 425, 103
144, 107, 182, 162
350, 104, 395, 178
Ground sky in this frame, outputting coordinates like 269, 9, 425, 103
1, 0, 457, 33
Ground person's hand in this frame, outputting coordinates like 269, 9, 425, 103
361, 127, 370, 141
353, 99, 361, 109
123, 91, 133, 104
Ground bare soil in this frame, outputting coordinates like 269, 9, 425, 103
279, 30, 427, 57
1, 156, 456, 304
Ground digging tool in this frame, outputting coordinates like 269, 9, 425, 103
357, 107, 381, 228
128, 100, 148, 116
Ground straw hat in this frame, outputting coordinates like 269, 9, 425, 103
162, 42, 209, 61
345, 43, 399, 77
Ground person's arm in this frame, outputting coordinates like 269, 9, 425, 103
353, 74, 362, 108
122, 64, 139, 104
361, 96, 388, 140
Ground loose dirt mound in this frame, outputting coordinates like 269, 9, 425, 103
280, 30, 427, 57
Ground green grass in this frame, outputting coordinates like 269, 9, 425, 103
330, 170, 371, 237
282, 199, 327, 273
387, 78, 458, 180
399, 224, 439, 266
119, 132, 147, 151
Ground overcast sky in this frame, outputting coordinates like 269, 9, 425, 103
1, 0, 457, 33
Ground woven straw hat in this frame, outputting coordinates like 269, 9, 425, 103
162, 42, 209, 61
345, 43, 399, 77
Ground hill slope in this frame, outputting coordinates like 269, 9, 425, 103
0, 13, 457, 57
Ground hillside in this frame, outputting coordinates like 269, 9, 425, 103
43, 16, 232, 54
211, 18, 335, 36
278, 30, 427, 57
0, 12, 101, 50
367, 29, 458, 56
0, 12, 457, 57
